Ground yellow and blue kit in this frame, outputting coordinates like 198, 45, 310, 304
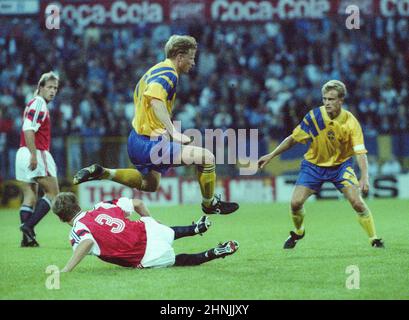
128, 59, 181, 175
291, 106, 367, 192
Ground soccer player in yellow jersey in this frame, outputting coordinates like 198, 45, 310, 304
258, 80, 384, 249
73, 35, 239, 215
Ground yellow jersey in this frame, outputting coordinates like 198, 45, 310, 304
291, 106, 367, 167
132, 59, 178, 136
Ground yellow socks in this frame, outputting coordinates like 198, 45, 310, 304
357, 209, 377, 241
197, 164, 216, 207
104, 168, 143, 189
291, 207, 305, 236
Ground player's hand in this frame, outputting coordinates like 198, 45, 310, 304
173, 132, 192, 145
29, 156, 38, 171
258, 154, 273, 169
359, 177, 370, 196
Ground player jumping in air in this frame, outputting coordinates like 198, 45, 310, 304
73, 35, 238, 215
258, 80, 384, 249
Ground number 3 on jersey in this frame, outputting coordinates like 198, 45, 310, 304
95, 214, 125, 233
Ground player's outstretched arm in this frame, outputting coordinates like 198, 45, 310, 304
151, 99, 191, 144
61, 239, 94, 272
258, 136, 298, 169
132, 199, 151, 217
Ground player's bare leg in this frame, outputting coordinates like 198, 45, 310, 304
284, 185, 315, 249
342, 186, 384, 248
178, 145, 239, 215
20, 176, 59, 245
19, 183, 38, 247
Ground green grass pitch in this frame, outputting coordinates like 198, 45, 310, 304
1, 199, 408, 300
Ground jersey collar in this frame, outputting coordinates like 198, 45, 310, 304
72, 211, 87, 225
36, 95, 47, 105
164, 58, 177, 73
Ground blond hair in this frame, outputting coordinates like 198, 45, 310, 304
321, 80, 347, 99
34, 71, 59, 96
165, 35, 197, 59
52, 192, 81, 223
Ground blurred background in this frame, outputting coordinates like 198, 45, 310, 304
1, 0, 408, 206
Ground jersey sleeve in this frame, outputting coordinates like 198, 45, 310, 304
70, 223, 97, 255
349, 116, 367, 154
291, 118, 312, 144
115, 197, 134, 215
144, 72, 178, 103
22, 97, 47, 132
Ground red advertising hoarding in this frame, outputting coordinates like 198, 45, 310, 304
38, 0, 409, 27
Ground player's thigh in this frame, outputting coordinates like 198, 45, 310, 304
179, 145, 215, 166
35, 176, 59, 198
290, 185, 315, 209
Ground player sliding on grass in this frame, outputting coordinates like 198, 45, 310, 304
73, 35, 238, 216
258, 80, 384, 249
52, 192, 239, 272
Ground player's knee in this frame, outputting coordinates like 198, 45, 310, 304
351, 199, 366, 212
202, 149, 215, 165
23, 198, 37, 208
290, 200, 304, 212
141, 180, 160, 192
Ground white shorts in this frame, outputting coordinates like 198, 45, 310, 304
15, 147, 57, 183
140, 217, 176, 268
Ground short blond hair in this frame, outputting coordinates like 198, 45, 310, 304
165, 35, 197, 59
52, 192, 81, 223
321, 80, 347, 99
34, 71, 59, 96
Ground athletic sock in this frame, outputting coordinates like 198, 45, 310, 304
197, 164, 216, 207
171, 225, 197, 240
25, 196, 51, 229
174, 251, 213, 266
291, 207, 305, 236
20, 205, 34, 224
109, 168, 143, 189
357, 209, 377, 240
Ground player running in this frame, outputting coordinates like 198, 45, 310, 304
16, 71, 60, 247
52, 192, 239, 271
73, 35, 238, 215
258, 80, 384, 249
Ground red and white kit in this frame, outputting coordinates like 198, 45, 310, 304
15, 96, 57, 182
70, 198, 176, 268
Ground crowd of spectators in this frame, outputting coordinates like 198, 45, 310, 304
1, 16, 408, 179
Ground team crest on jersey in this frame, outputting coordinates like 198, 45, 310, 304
327, 129, 335, 141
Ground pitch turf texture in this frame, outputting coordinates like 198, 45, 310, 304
1, 199, 408, 300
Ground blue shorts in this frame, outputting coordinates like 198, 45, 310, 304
127, 130, 182, 175
296, 158, 359, 192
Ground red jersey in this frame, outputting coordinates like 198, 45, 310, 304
20, 96, 51, 151
69, 198, 147, 268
